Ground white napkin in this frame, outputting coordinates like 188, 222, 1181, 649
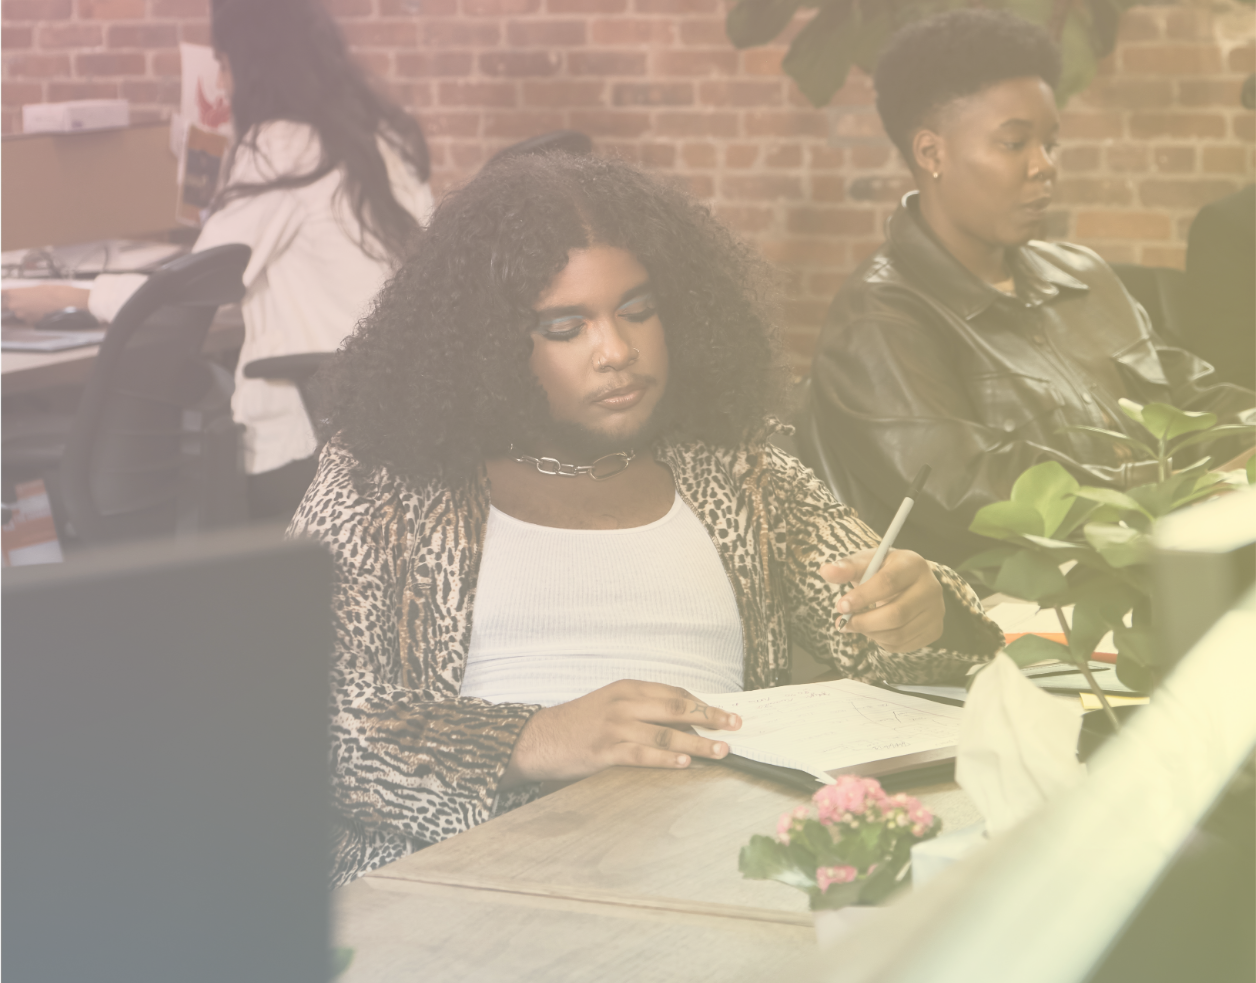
955, 652, 1087, 836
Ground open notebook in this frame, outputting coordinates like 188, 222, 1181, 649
692, 679, 962, 786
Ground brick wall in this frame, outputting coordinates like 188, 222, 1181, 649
3, 0, 1253, 364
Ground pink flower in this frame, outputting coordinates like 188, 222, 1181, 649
816, 865, 859, 892
813, 775, 888, 823
776, 805, 810, 844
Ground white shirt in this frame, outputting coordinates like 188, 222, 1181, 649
88, 120, 434, 474
460, 493, 746, 708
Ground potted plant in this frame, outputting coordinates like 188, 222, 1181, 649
960, 399, 1254, 729
740, 775, 941, 941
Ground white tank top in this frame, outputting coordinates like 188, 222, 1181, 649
460, 492, 745, 707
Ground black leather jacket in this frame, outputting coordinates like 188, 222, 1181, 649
812, 193, 1255, 571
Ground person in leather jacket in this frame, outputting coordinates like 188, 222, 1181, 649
811, 9, 1254, 572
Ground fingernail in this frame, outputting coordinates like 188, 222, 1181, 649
839, 599, 851, 613
728, 714, 741, 729
676, 755, 690, 767
713, 743, 727, 757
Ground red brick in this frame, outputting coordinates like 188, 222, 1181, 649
1236, 115, 1255, 141
121, 78, 179, 103
480, 51, 562, 77
811, 175, 844, 202
784, 328, 819, 360
640, 142, 674, 167
353, 51, 390, 76
653, 50, 737, 76
397, 52, 474, 77
77, 0, 144, 17
809, 146, 844, 170
1152, 147, 1195, 173
2, 24, 31, 47
1116, 10, 1160, 43
1229, 44, 1254, 73
698, 80, 782, 107
384, 82, 433, 108
380, 0, 456, 12
1105, 144, 1149, 172
465, 0, 540, 13
724, 143, 756, 167
1177, 79, 1242, 107
668, 173, 714, 198
590, 17, 673, 45
1164, 8, 1212, 41
784, 298, 829, 324
151, 50, 180, 75
523, 80, 605, 106
1129, 113, 1225, 139
151, 0, 206, 12
680, 141, 716, 168
422, 111, 482, 138
546, 0, 626, 12
714, 205, 774, 234
1056, 178, 1134, 206
1, 81, 41, 105
3, 0, 72, 18
1081, 77, 1172, 110
654, 111, 737, 138
807, 271, 844, 296
746, 110, 826, 138
601, 140, 640, 162
106, 24, 178, 48
568, 51, 645, 75
180, 23, 210, 44
36, 23, 101, 47
849, 238, 883, 264
848, 175, 912, 202
341, 21, 419, 46
1122, 44, 1222, 76
1140, 179, 1238, 209
787, 208, 872, 235
678, 17, 726, 45
1140, 245, 1186, 269
568, 109, 650, 136
636, 0, 714, 11
484, 110, 564, 139
438, 81, 517, 108
1201, 146, 1246, 174
1087, 243, 1138, 264
743, 48, 784, 76
722, 174, 802, 201
1075, 210, 1172, 240
763, 143, 801, 167
420, 21, 500, 46
612, 82, 692, 106
850, 145, 892, 168
507, 20, 586, 46
6, 53, 70, 77
47, 80, 118, 99
3, 109, 19, 134
450, 142, 485, 168
1060, 146, 1100, 172
1059, 111, 1124, 140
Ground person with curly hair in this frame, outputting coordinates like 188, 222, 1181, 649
292, 151, 1002, 886
810, 8, 1253, 571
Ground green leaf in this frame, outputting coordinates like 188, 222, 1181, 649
740, 835, 817, 891
1053, 494, 1104, 539
1059, 425, 1157, 460
993, 548, 1069, 601
1083, 522, 1153, 568
781, 0, 858, 108
1020, 534, 1093, 560
1248, 456, 1255, 485
1118, 398, 1145, 426
1068, 599, 1115, 662
969, 500, 1044, 541
958, 545, 1019, 573
726, 0, 805, 48
1140, 402, 1216, 442
1072, 486, 1155, 521
332, 948, 355, 978
1010, 461, 1079, 537
1003, 632, 1076, 668
1114, 627, 1160, 692
1166, 423, 1256, 456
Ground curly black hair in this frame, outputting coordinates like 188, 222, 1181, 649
320, 151, 786, 484
874, 8, 1061, 165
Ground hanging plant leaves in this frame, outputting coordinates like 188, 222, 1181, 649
782, 0, 860, 108
1083, 522, 1153, 568
1140, 403, 1217, 442
1114, 626, 1159, 692
1009, 460, 1079, 537
970, 499, 1044, 540
726, 0, 807, 49
993, 548, 1068, 601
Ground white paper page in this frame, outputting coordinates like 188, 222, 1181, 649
693, 680, 963, 783
988, 601, 1117, 656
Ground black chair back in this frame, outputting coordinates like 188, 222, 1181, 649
59, 244, 250, 543
1110, 263, 1191, 349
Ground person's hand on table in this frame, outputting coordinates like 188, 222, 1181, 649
821, 548, 945, 653
501, 680, 742, 788
1, 285, 92, 323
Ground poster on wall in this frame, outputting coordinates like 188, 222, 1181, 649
175, 43, 232, 227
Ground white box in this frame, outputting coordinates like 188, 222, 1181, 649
22, 100, 130, 135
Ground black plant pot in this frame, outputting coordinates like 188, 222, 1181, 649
1077, 704, 1145, 763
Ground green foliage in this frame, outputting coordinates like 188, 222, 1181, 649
332, 948, 355, 978
963, 401, 1254, 690
723, 0, 1144, 108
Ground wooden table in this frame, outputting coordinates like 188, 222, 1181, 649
1, 305, 244, 395
333, 762, 981, 981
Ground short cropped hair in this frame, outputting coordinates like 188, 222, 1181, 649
874, 8, 1061, 164
320, 152, 785, 484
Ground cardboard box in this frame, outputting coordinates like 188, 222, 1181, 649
22, 100, 130, 135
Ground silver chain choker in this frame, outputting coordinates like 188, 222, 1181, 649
510, 445, 635, 481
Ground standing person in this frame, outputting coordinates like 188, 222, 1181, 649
808, 9, 1253, 571
4, 0, 434, 522
290, 152, 1002, 886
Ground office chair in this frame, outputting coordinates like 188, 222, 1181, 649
242, 130, 595, 435
4, 245, 251, 545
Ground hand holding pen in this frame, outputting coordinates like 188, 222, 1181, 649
819, 467, 945, 654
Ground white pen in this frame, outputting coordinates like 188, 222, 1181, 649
837, 464, 931, 630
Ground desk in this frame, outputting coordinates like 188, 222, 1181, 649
1, 305, 245, 396
334, 762, 981, 981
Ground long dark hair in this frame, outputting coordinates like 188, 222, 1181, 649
321, 152, 786, 485
211, 0, 430, 261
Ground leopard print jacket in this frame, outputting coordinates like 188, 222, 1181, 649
290, 423, 1003, 887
